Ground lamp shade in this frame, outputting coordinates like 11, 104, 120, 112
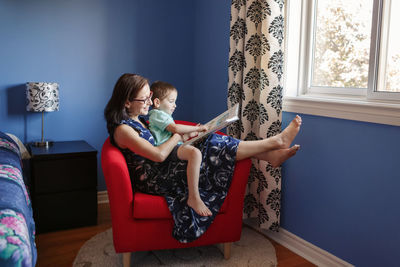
26, 82, 59, 112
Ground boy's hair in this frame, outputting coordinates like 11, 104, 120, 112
150, 81, 177, 101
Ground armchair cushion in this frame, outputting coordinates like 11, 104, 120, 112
133, 192, 227, 219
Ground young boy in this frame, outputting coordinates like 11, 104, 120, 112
149, 81, 211, 217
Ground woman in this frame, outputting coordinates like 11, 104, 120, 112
104, 73, 301, 243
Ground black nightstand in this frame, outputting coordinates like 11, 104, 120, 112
28, 140, 98, 233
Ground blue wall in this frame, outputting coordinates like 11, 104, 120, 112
0, 0, 200, 190
0, 0, 137, 190
131, 0, 196, 121
191, 0, 231, 122
281, 113, 400, 267
1, 1, 399, 266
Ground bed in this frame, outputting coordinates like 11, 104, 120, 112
0, 131, 37, 267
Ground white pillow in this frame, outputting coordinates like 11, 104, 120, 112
5, 133, 31, 159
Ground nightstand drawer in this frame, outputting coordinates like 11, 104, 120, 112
33, 156, 97, 194
29, 140, 98, 232
33, 189, 97, 233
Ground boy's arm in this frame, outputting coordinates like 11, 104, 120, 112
166, 123, 208, 135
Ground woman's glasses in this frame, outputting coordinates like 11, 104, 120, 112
132, 91, 153, 104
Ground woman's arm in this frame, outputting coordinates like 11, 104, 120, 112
114, 124, 181, 162
166, 123, 208, 135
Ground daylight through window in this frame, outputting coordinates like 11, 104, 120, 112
285, 0, 400, 100
311, 0, 372, 90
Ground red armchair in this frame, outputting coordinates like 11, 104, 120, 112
101, 121, 251, 267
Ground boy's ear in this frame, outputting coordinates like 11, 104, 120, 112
153, 98, 160, 108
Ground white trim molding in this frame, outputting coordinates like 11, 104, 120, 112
97, 190, 109, 204
243, 218, 354, 267
283, 95, 400, 126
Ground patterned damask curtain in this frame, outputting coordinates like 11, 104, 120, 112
227, 0, 284, 231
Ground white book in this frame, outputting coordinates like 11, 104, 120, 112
183, 103, 239, 146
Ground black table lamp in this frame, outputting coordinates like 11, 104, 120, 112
26, 82, 59, 147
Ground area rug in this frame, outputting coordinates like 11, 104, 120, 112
73, 226, 277, 267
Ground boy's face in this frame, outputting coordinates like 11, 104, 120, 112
157, 90, 177, 115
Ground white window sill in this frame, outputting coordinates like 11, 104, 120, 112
283, 94, 400, 126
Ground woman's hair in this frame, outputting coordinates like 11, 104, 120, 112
104, 73, 149, 134
150, 81, 177, 102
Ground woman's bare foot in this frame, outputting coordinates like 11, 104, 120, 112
277, 115, 302, 149
188, 197, 212, 217
266, 145, 300, 167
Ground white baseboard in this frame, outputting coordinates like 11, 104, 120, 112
243, 218, 354, 267
97, 190, 109, 204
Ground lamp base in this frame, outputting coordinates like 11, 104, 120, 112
32, 141, 54, 148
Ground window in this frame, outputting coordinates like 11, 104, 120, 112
311, 0, 372, 95
284, 0, 400, 126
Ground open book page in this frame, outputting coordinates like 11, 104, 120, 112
183, 103, 239, 146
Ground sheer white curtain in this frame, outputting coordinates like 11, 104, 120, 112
227, 0, 285, 231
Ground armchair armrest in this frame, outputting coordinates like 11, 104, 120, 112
101, 138, 134, 228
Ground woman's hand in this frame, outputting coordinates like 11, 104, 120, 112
172, 133, 183, 142
196, 124, 208, 132
182, 132, 199, 142
182, 133, 190, 142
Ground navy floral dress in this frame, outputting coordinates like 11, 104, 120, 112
110, 117, 240, 243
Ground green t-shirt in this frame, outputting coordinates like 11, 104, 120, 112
148, 109, 175, 146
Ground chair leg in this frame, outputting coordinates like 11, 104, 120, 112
223, 242, 232, 260
122, 252, 131, 267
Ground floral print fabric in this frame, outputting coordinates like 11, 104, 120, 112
110, 118, 240, 243
227, 0, 284, 231
0, 210, 32, 267
0, 132, 36, 267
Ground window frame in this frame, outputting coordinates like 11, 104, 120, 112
283, 0, 400, 126
369, 0, 400, 100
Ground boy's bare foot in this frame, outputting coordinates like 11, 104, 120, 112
268, 145, 300, 167
188, 197, 212, 217
278, 115, 302, 148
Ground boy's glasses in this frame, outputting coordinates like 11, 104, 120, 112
132, 91, 153, 104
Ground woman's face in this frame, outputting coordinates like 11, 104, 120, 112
125, 83, 152, 118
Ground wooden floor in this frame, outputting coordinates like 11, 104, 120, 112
35, 203, 315, 267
